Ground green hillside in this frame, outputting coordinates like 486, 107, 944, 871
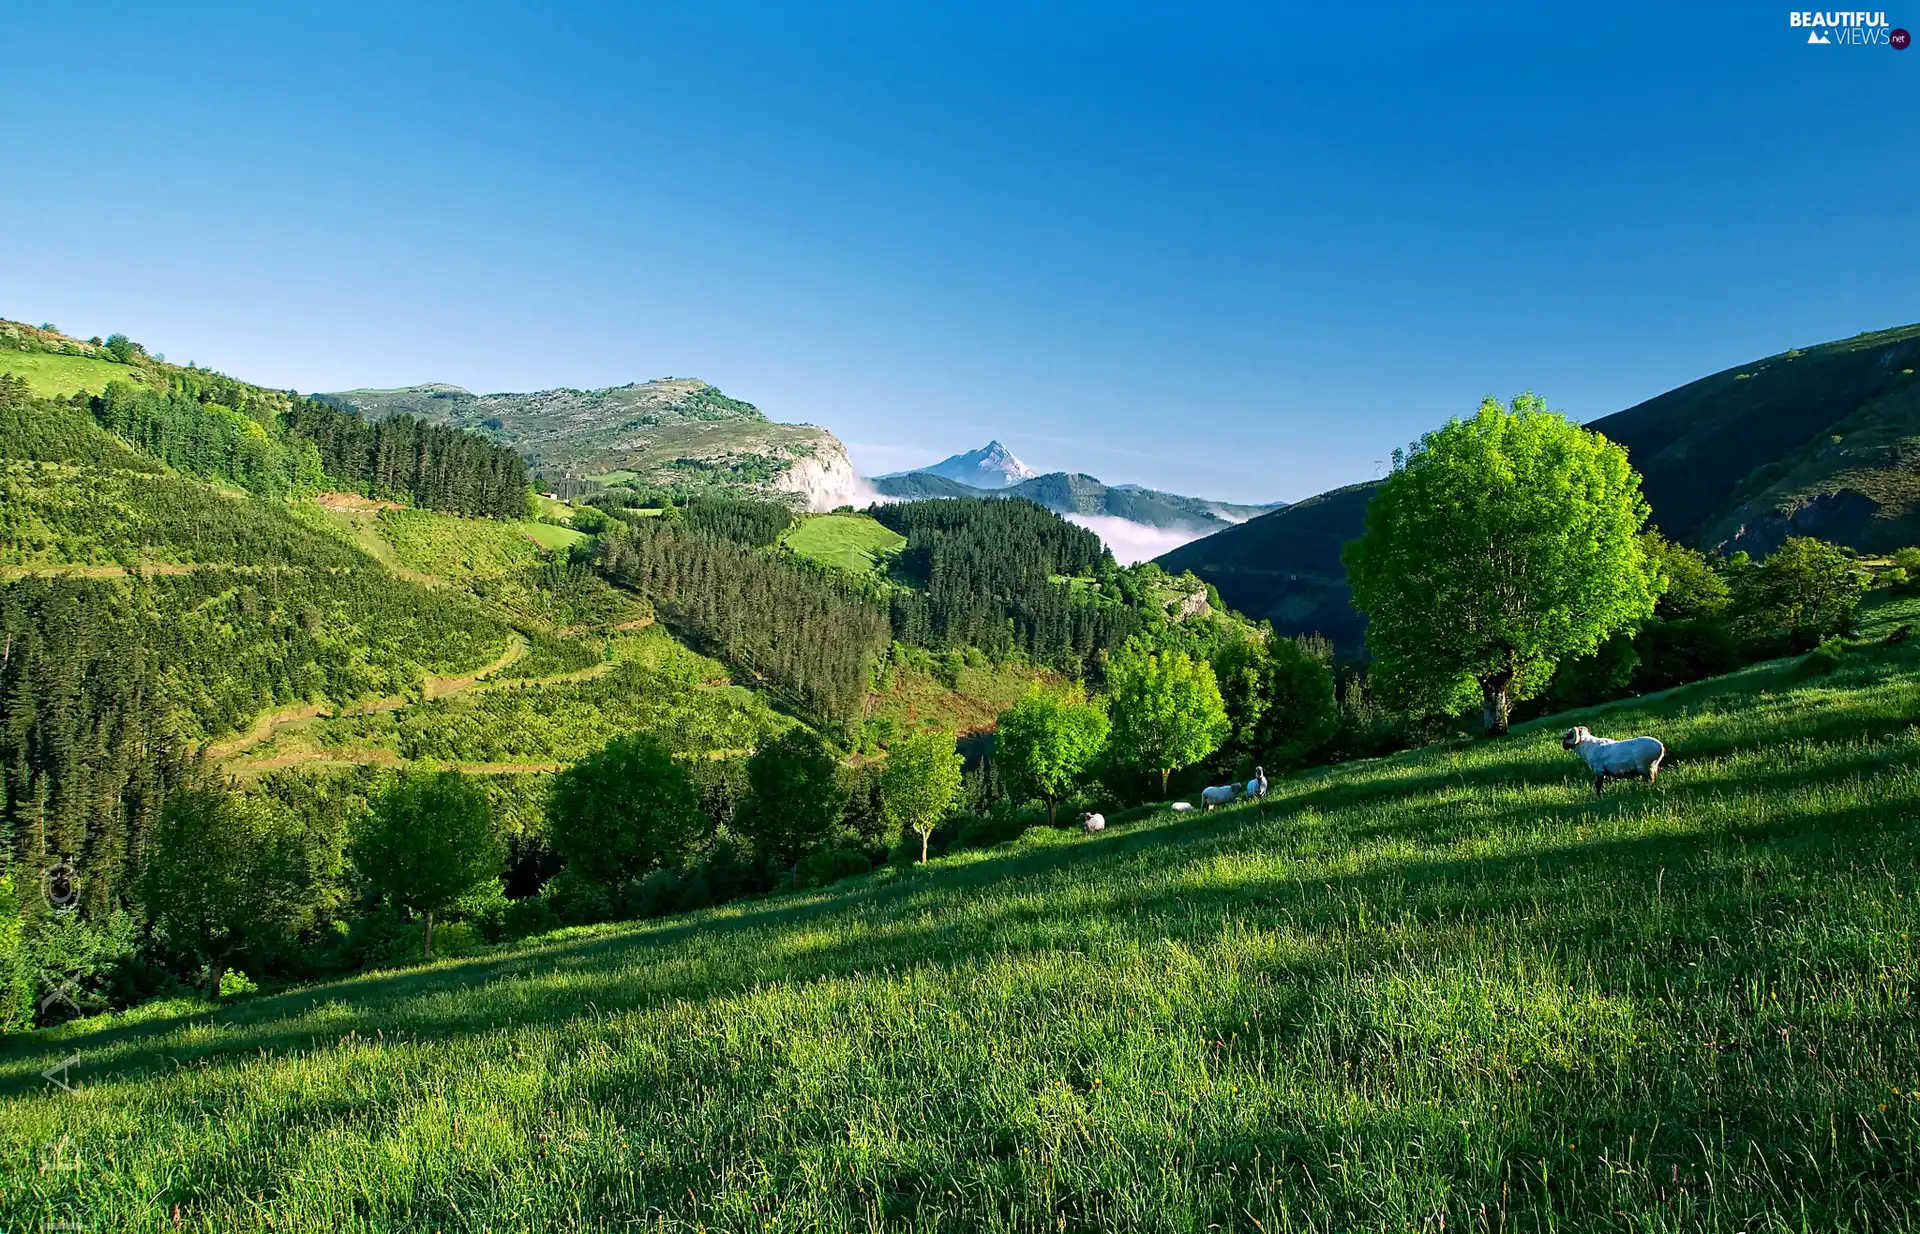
1163, 322, 1920, 651
781, 511, 905, 575
8, 597, 1919, 1230
321, 378, 848, 500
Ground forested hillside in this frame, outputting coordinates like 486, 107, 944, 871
1161, 321, 1920, 650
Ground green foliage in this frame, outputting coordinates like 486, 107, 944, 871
286, 399, 529, 519
1344, 395, 1656, 734
0, 375, 161, 467
1106, 637, 1230, 795
682, 496, 796, 547
142, 784, 330, 991
993, 686, 1110, 825
1, 462, 371, 568
90, 380, 326, 498
375, 508, 550, 580
1213, 633, 1339, 771
548, 734, 705, 888
874, 498, 1139, 672
1641, 530, 1730, 619
1735, 536, 1872, 644
0, 874, 30, 1032
736, 727, 848, 866
351, 771, 503, 958
599, 515, 890, 731
324, 659, 781, 766
880, 730, 965, 861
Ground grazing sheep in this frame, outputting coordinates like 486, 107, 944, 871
1080, 811, 1106, 833
1245, 766, 1269, 798
1169, 801, 1195, 814
1201, 783, 1241, 811
1562, 725, 1666, 795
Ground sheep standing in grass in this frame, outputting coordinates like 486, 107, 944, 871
1169, 802, 1195, 814
1245, 766, 1268, 798
1080, 811, 1106, 833
1200, 783, 1241, 811
1562, 725, 1665, 795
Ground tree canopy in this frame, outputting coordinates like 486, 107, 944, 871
735, 728, 849, 867
351, 771, 503, 957
1213, 633, 1338, 771
1105, 638, 1230, 796
880, 731, 965, 862
994, 686, 1110, 825
1343, 395, 1657, 734
547, 733, 707, 888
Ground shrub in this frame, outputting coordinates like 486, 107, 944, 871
797, 847, 871, 888
501, 896, 557, 939
540, 868, 613, 926
217, 969, 260, 1000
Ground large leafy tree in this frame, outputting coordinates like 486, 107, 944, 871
352, 771, 503, 958
1343, 395, 1657, 735
548, 733, 706, 888
1213, 634, 1338, 770
735, 728, 849, 867
1106, 638, 1230, 796
880, 731, 966, 862
141, 784, 326, 993
994, 686, 1110, 826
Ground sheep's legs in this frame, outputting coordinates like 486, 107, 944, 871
1646, 760, 1661, 784
1594, 774, 1605, 797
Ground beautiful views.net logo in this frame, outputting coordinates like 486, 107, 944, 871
1789, 11, 1910, 46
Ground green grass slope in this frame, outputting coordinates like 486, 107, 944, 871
8, 606, 1920, 1231
0, 349, 142, 397
782, 511, 906, 575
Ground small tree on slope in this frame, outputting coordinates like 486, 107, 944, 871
352, 771, 502, 958
881, 731, 965, 862
1106, 638, 1230, 797
995, 686, 1110, 826
1342, 394, 1657, 736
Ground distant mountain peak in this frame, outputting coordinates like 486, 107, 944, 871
898, 440, 1038, 489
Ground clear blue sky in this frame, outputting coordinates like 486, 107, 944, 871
2, 2, 1913, 502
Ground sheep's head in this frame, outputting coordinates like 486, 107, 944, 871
1561, 726, 1592, 750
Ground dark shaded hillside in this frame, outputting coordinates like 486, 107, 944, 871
1590, 322, 1920, 553
1154, 481, 1378, 650
1161, 322, 1920, 652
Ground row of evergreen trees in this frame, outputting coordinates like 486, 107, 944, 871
871, 499, 1139, 671
284, 400, 528, 518
596, 516, 890, 731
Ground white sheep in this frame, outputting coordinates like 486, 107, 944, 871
1245, 766, 1268, 798
1200, 783, 1241, 811
1080, 811, 1106, 833
1169, 801, 1195, 814
1561, 725, 1666, 796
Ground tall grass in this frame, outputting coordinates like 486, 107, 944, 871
4, 634, 1920, 1231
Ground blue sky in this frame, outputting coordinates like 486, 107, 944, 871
1, 2, 1913, 502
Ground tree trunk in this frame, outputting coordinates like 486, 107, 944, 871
1045, 794, 1057, 827
919, 830, 929, 863
1481, 673, 1514, 736
422, 910, 434, 959
207, 962, 226, 1000
1159, 767, 1170, 797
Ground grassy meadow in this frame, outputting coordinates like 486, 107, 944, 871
0, 350, 140, 397
7, 605, 1920, 1230
783, 511, 906, 575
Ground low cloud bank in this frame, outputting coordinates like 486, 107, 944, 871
1063, 513, 1215, 566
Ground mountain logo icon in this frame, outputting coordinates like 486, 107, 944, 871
1807, 28, 1831, 42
